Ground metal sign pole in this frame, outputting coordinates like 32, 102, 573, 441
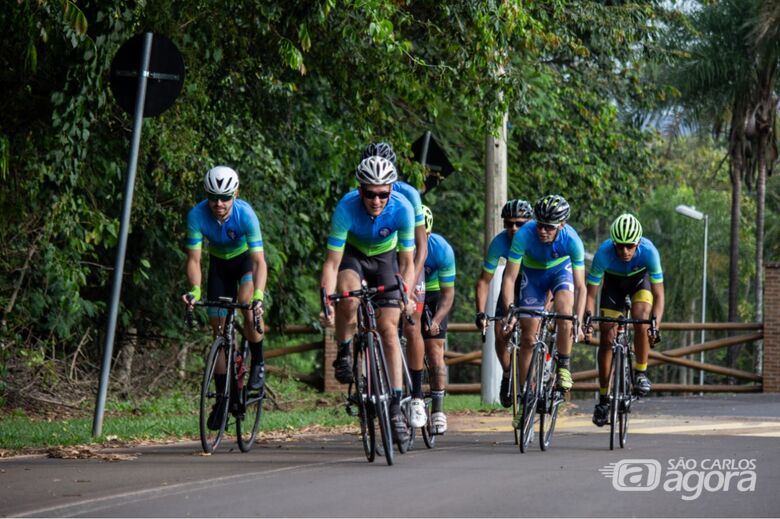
92, 32, 154, 437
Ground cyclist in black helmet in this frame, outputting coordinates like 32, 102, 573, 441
500, 195, 586, 421
474, 199, 533, 408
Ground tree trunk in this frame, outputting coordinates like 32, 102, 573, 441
116, 327, 137, 398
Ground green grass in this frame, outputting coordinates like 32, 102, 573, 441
0, 388, 502, 451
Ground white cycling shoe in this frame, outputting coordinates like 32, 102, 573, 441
432, 412, 447, 434
409, 398, 427, 428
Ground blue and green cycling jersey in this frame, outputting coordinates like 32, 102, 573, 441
587, 237, 664, 285
482, 230, 512, 274
507, 221, 585, 270
327, 189, 415, 256
393, 180, 425, 227
424, 232, 456, 291
186, 198, 263, 260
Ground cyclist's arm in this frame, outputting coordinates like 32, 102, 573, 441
185, 248, 202, 295
251, 250, 267, 299
501, 260, 520, 312
572, 267, 587, 326
320, 249, 343, 296
475, 270, 493, 314
585, 282, 600, 318
398, 249, 415, 302
433, 285, 455, 326
413, 224, 428, 289
651, 281, 665, 328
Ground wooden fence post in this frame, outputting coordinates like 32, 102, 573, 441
323, 327, 342, 393
763, 263, 780, 392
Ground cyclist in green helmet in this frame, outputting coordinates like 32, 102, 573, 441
584, 213, 665, 427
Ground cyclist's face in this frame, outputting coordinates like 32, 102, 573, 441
504, 218, 530, 238
614, 242, 638, 261
536, 222, 560, 243
360, 184, 392, 216
207, 192, 235, 218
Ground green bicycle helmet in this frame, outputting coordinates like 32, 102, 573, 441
422, 205, 433, 233
610, 213, 643, 244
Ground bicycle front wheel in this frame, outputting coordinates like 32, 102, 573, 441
619, 342, 633, 448
370, 332, 394, 466
510, 343, 520, 446
200, 337, 231, 454
609, 347, 623, 451
352, 338, 376, 462
236, 342, 264, 452
519, 347, 541, 453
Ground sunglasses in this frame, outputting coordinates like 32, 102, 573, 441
504, 220, 525, 229
615, 242, 638, 250
362, 189, 391, 200
208, 193, 234, 202
537, 222, 558, 232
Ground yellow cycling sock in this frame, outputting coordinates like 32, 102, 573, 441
634, 362, 648, 372
599, 387, 608, 396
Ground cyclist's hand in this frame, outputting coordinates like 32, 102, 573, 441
429, 319, 441, 336
475, 312, 487, 332
501, 306, 517, 333
402, 297, 415, 318
648, 328, 661, 346
182, 286, 201, 308
582, 325, 593, 344
320, 306, 335, 327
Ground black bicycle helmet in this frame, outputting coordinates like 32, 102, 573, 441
361, 142, 396, 165
501, 199, 533, 219
533, 194, 571, 224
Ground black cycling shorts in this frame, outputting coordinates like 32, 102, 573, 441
599, 270, 652, 315
338, 244, 402, 308
207, 251, 253, 301
422, 290, 449, 340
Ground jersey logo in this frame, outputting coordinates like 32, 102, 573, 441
227, 229, 238, 241
379, 227, 392, 238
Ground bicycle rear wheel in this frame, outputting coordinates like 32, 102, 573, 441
609, 347, 623, 451
519, 347, 541, 453
510, 343, 520, 446
540, 356, 560, 451
200, 337, 231, 454
236, 341, 264, 452
369, 332, 395, 466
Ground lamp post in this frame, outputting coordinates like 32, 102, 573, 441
675, 204, 708, 387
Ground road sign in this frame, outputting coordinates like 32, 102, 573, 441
110, 33, 184, 117
412, 131, 454, 192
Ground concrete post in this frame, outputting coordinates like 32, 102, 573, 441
481, 265, 505, 404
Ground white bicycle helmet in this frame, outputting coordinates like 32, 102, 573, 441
355, 156, 398, 185
204, 166, 239, 195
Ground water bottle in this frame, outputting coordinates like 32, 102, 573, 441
543, 352, 552, 383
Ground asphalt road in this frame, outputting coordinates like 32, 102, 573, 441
2, 394, 779, 518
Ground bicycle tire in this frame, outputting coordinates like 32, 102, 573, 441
421, 363, 435, 449
353, 337, 376, 462
609, 346, 622, 451
540, 356, 560, 451
510, 341, 520, 446
200, 337, 231, 454
236, 341, 264, 453
619, 340, 633, 448
520, 347, 541, 453
369, 332, 395, 466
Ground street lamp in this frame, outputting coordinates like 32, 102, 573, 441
675, 204, 708, 387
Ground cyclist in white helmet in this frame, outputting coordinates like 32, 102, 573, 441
584, 213, 665, 427
320, 155, 417, 446
182, 166, 268, 430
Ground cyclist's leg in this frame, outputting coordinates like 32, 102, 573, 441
404, 271, 426, 426
235, 253, 265, 391
425, 335, 447, 433
550, 262, 575, 390
516, 266, 544, 386
630, 273, 654, 395
331, 248, 363, 383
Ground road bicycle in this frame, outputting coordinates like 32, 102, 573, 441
583, 312, 658, 450
322, 274, 410, 466
506, 307, 577, 453
186, 297, 264, 454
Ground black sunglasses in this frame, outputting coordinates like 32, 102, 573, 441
504, 220, 525, 229
537, 222, 558, 231
208, 193, 234, 202
615, 242, 638, 250
362, 189, 391, 200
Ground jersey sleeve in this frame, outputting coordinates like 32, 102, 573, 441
507, 231, 526, 265
397, 198, 416, 252
568, 230, 585, 270
243, 206, 264, 253
482, 234, 504, 274
586, 244, 608, 285
327, 199, 350, 252
186, 207, 203, 251
438, 241, 457, 287
645, 241, 664, 283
